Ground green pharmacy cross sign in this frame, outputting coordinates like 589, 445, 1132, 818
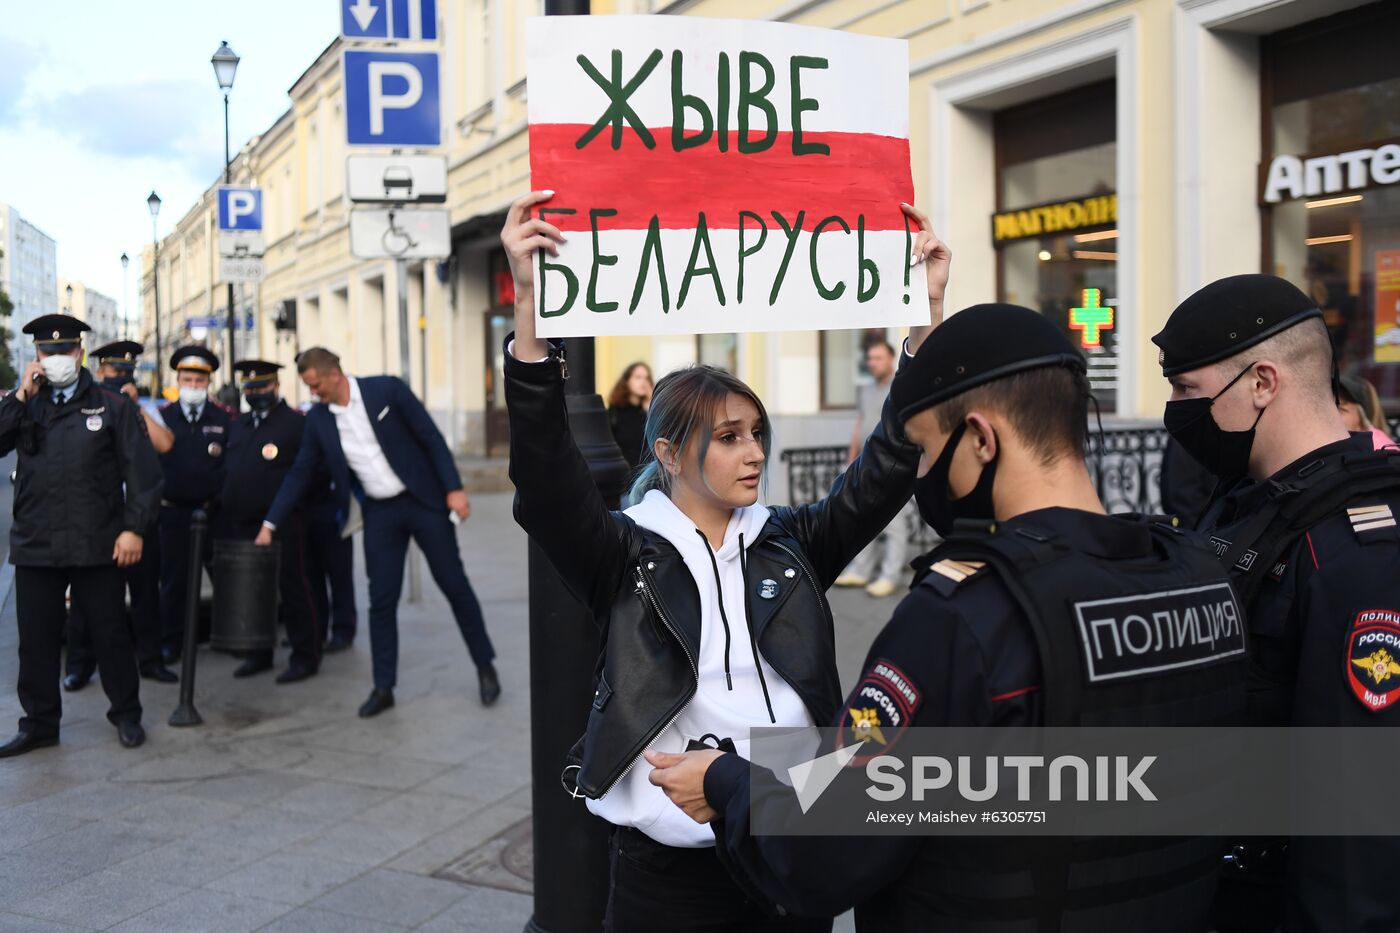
1070, 288, 1113, 348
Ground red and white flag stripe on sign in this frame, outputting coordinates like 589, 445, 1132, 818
526, 16, 918, 338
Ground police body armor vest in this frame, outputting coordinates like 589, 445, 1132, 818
900, 517, 1249, 933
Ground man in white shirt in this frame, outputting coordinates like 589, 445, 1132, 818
257, 347, 499, 717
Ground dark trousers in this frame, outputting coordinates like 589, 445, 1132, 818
16, 564, 141, 736
605, 828, 831, 933
222, 514, 323, 671
159, 504, 213, 654
361, 494, 494, 690
67, 524, 161, 672
305, 514, 357, 642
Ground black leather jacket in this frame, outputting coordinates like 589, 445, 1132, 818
505, 338, 921, 800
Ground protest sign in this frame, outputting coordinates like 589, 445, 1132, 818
526, 16, 918, 338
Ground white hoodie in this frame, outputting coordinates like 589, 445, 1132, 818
585, 490, 815, 847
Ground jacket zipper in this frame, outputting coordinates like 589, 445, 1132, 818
593, 564, 699, 799
762, 538, 829, 720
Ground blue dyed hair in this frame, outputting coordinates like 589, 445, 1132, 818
627, 364, 772, 502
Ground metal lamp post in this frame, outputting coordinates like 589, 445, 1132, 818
148, 191, 163, 395
120, 252, 130, 340
211, 40, 240, 373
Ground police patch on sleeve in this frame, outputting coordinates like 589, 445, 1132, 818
1073, 582, 1245, 683
834, 659, 922, 764
1347, 609, 1400, 713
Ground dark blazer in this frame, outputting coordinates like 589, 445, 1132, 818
264, 375, 462, 531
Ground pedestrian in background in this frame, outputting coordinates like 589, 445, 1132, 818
0, 315, 162, 756
255, 348, 499, 717
834, 339, 917, 598
1338, 373, 1395, 449
65, 341, 178, 690
156, 346, 231, 664
608, 361, 653, 469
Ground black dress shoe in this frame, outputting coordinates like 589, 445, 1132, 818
117, 721, 145, 749
139, 662, 178, 684
161, 647, 180, 665
63, 669, 94, 692
233, 657, 274, 679
0, 731, 58, 758
358, 688, 395, 718
275, 664, 317, 685
479, 665, 501, 706
324, 635, 353, 654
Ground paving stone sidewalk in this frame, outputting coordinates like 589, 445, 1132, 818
0, 491, 882, 931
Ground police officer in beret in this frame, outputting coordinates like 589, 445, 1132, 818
215, 360, 323, 682
157, 345, 231, 663
1153, 274, 1400, 933
64, 341, 177, 690
0, 315, 162, 756
647, 295, 1249, 928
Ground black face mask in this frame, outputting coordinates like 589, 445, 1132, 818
102, 374, 134, 391
915, 421, 999, 537
245, 391, 277, 412
1162, 361, 1264, 482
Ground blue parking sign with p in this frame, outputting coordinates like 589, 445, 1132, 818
218, 187, 262, 232
344, 50, 441, 147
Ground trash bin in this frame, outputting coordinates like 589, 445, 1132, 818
210, 540, 280, 653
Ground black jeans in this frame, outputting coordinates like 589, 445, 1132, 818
604, 828, 832, 933
17, 564, 140, 735
67, 522, 162, 671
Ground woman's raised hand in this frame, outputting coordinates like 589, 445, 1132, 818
501, 189, 567, 361
901, 202, 952, 356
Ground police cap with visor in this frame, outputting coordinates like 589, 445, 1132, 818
233, 359, 281, 388
890, 302, 1087, 422
93, 340, 143, 369
1152, 274, 1323, 377
170, 345, 220, 374
23, 314, 90, 351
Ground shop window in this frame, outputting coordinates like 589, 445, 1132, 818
1262, 1, 1400, 410
697, 333, 737, 374
993, 80, 1118, 412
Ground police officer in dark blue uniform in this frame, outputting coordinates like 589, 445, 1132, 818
216, 360, 322, 682
647, 304, 1250, 932
64, 341, 178, 689
1153, 274, 1400, 933
0, 315, 162, 756
157, 346, 231, 662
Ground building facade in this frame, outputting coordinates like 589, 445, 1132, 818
59, 279, 122, 354
141, 0, 1400, 490
0, 203, 58, 372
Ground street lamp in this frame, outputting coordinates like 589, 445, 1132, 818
120, 252, 129, 339
211, 40, 240, 376
148, 190, 163, 394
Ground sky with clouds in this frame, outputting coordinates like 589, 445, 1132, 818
0, 1, 339, 321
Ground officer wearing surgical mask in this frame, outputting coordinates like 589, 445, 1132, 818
1153, 274, 1400, 933
214, 360, 324, 683
649, 305, 1249, 932
156, 346, 231, 663
0, 315, 162, 757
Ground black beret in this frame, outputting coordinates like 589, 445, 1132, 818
890, 303, 1087, 422
23, 314, 89, 348
170, 345, 220, 373
93, 340, 144, 366
233, 359, 282, 384
1152, 274, 1322, 377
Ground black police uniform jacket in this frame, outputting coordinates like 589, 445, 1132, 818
0, 370, 162, 566
504, 337, 921, 802
217, 400, 337, 531
158, 398, 232, 506
1200, 434, 1400, 933
704, 508, 1248, 932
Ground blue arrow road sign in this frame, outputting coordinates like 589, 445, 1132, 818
341, 0, 437, 41
217, 187, 263, 232
344, 50, 441, 147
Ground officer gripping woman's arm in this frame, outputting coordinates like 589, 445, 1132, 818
648, 304, 1250, 932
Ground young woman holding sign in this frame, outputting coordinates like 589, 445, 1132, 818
502, 190, 950, 932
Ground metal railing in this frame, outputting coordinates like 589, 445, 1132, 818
781, 426, 1177, 542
